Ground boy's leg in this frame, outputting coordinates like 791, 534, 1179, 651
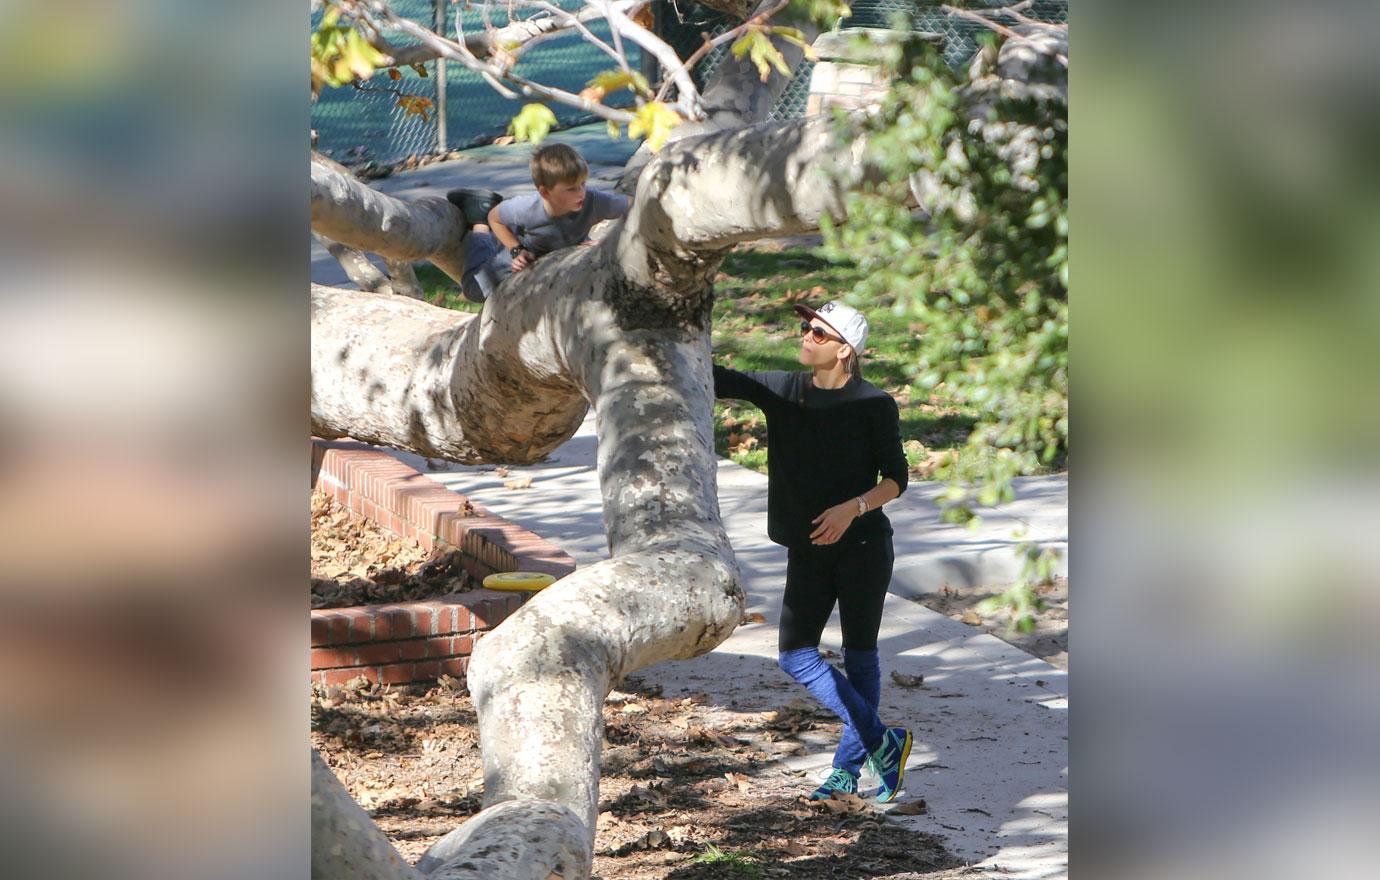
446, 188, 504, 227
461, 230, 506, 303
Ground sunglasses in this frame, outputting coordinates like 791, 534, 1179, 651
800, 320, 846, 345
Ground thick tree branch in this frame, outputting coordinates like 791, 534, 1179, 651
317, 233, 393, 293
310, 154, 470, 284
621, 114, 872, 258
383, 257, 424, 298
312, 749, 422, 880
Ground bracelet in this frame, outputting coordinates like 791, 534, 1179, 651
856, 496, 868, 516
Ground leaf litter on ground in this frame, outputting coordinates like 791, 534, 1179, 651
311, 507, 961, 879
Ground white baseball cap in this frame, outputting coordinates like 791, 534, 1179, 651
794, 300, 869, 355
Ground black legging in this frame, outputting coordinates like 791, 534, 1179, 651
778, 533, 895, 652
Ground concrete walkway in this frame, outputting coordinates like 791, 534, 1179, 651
382, 415, 1068, 880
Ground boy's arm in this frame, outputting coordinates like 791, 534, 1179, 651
487, 204, 522, 253
488, 204, 535, 271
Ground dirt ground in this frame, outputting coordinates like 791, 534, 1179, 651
311, 492, 479, 608
310, 495, 1054, 877
313, 676, 977, 879
906, 579, 1068, 670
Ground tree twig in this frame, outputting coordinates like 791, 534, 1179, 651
654, 0, 791, 103
940, 4, 1068, 68
372, 3, 637, 122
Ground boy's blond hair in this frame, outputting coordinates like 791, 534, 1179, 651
530, 143, 588, 190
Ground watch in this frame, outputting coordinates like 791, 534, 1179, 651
856, 496, 868, 516
509, 245, 524, 258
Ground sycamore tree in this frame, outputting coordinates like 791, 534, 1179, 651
308, 1, 1067, 876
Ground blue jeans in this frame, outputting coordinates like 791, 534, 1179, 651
461, 231, 514, 302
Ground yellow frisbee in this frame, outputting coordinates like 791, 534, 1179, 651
483, 571, 557, 592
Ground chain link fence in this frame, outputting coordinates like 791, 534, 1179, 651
661, 0, 1067, 121
312, 0, 641, 167
312, 1, 1066, 166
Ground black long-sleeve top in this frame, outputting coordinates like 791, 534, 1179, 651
713, 366, 909, 548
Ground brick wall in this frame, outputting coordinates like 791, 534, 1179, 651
310, 438, 576, 685
805, 27, 943, 116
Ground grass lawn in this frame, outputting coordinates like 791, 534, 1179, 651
414, 247, 979, 480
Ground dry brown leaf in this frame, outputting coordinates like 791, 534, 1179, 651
783, 839, 809, 856
724, 771, 752, 793
891, 671, 924, 688
890, 799, 929, 815
629, 783, 667, 806
689, 725, 736, 749
503, 476, 533, 490
819, 792, 868, 814
740, 612, 767, 625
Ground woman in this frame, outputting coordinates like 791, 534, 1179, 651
713, 301, 913, 803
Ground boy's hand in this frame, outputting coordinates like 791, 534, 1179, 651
511, 249, 535, 271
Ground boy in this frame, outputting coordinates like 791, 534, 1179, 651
448, 143, 631, 303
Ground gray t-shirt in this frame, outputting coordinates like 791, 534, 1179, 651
496, 189, 630, 256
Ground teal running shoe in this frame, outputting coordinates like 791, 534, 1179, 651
868, 726, 913, 803
808, 767, 859, 801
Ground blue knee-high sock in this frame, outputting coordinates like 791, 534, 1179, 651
833, 648, 882, 773
778, 647, 886, 760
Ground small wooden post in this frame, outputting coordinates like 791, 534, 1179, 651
435, 0, 448, 153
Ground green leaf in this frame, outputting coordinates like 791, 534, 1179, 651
508, 103, 557, 144
769, 26, 820, 62
731, 28, 790, 83
589, 69, 651, 97
627, 101, 682, 152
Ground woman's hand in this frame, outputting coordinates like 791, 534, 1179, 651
809, 501, 858, 545
511, 249, 535, 272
